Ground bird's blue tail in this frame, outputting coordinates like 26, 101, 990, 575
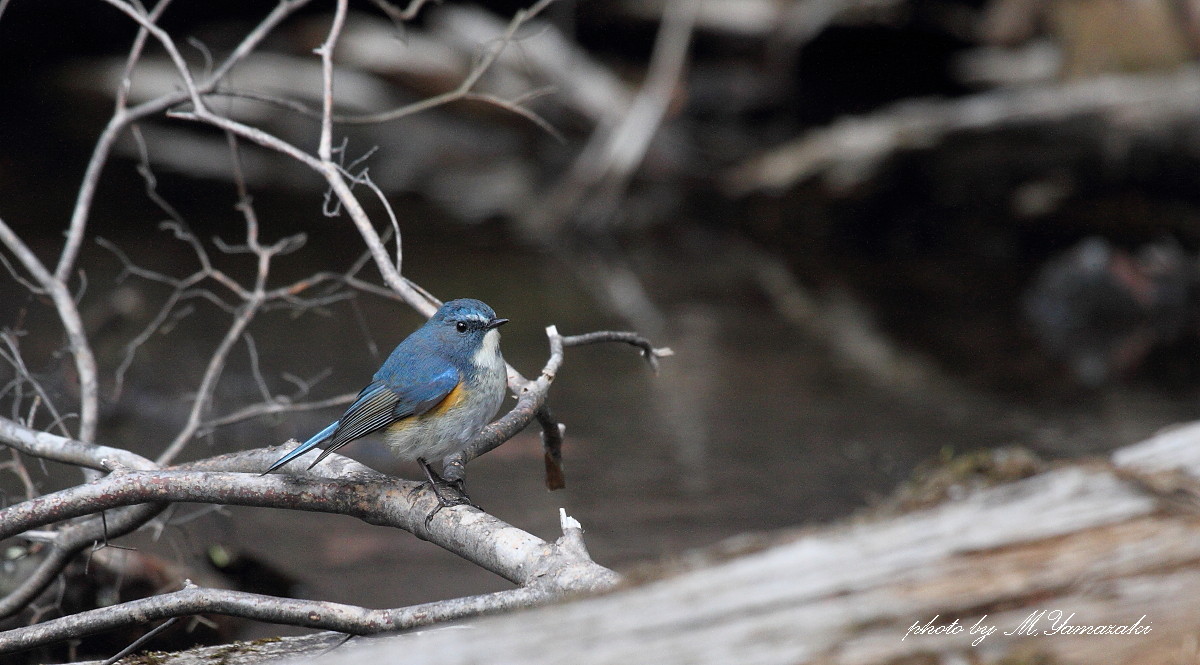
264, 421, 338, 474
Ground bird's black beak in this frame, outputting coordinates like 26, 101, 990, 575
485, 317, 509, 330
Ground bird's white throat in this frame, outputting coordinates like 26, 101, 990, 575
473, 328, 502, 369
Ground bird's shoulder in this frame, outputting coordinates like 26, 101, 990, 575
374, 344, 460, 399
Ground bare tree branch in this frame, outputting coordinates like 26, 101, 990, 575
0, 418, 155, 472
370, 0, 437, 23
0, 216, 99, 443
54, 0, 174, 284
334, 0, 558, 129
58, 0, 312, 284
316, 0, 349, 163
444, 326, 672, 485
0, 413, 624, 623
562, 330, 675, 373
0, 467, 613, 589
198, 392, 359, 437
0, 583, 550, 654
0, 332, 72, 438
100, 616, 179, 665
0, 437, 618, 648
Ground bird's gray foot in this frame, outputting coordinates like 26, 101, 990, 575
418, 458, 481, 527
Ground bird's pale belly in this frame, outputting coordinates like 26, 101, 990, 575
383, 363, 505, 462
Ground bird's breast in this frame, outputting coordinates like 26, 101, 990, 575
384, 352, 506, 461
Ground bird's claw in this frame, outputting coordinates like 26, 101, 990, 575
421, 481, 481, 526
418, 459, 481, 527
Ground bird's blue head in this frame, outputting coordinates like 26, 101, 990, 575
418, 298, 508, 369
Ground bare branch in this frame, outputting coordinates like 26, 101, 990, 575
0, 584, 549, 654
0, 446, 619, 591
196, 391, 358, 437
445, 326, 670, 486
164, 105, 434, 314
0, 332, 71, 437
562, 330, 675, 373
337, 164, 403, 275
0, 416, 157, 471
58, 0, 312, 283
443, 324, 565, 483
0, 416, 619, 620
1, 448, 38, 502
0, 216, 99, 443
155, 259, 264, 466
316, 0, 349, 162
370, 0, 438, 23
0, 249, 45, 294
97, 0, 207, 114
130, 123, 189, 228
54, 0, 174, 284
336, 0, 558, 127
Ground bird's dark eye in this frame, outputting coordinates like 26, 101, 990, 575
456, 321, 469, 333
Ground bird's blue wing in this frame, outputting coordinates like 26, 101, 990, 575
281, 364, 461, 471
327, 381, 408, 445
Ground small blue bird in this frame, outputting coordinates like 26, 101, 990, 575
265, 299, 509, 508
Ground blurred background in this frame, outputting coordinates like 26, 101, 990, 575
4, 0, 1200, 655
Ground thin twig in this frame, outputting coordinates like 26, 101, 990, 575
0, 332, 71, 437
341, 0, 558, 127
316, 0, 349, 162
58, 0, 312, 283
100, 616, 179, 665
0, 505, 164, 620
562, 330, 674, 373
1, 448, 38, 502
370, 0, 437, 23
196, 392, 358, 436
0, 216, 99, 443
97, 0, 207, 113
155, 245, 266, 465
55, 0, 175, 284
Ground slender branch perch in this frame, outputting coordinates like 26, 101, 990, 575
0, 420, 618, 586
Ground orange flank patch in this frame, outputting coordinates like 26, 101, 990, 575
386, 381, 466, 434
431, 381, 467, 414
